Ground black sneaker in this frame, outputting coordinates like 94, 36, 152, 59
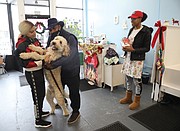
35, 119, 52, 128
68, 112, 80, 124
41, 111, 50, 117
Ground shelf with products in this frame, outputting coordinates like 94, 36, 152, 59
79, 43, 125, 90
152, 25, 180, 101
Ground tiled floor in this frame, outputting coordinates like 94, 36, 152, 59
0, 71, 156, 131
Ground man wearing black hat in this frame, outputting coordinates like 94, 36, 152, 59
45, 18, 81, 124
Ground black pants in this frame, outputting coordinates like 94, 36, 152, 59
25, 69, 45, 120
61, 75, 80, 113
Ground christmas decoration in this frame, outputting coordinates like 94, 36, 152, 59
35, 22, 46, 35
151, 20, 166, 50
172, 18, 179, 26
151, 20, 166, 101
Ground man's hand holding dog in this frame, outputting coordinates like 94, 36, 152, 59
44, 62, 54, 70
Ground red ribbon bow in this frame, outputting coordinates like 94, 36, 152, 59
151, 20, 167, 50
37, 23, 41, 29
35, 22, 42, 30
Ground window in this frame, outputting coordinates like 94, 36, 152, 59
56, 0, 83, 8
24, 2, 50, 48
25, 6, 49, 16
0, 4, 11, 55
26, 18, 49, 48
56, 8, 83, 40
56, 0, 84, 43
24, 0, 49, 6
11, 4, 20, 47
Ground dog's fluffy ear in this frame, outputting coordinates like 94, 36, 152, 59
63, 45, 70, 56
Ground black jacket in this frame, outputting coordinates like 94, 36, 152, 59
14, 36, 43, 70
125, 25, 153, 61
47, 29, 80, 78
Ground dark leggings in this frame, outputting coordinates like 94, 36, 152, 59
25, 69, 45, 120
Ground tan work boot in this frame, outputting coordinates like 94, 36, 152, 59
129, 95, 141, 110
119, 91, 133, 104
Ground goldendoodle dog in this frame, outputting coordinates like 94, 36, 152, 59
20, 36, 70, 116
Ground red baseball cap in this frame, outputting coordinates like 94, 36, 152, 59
128, 11, 143, 19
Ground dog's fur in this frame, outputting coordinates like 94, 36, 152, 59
20, 36, 70, 116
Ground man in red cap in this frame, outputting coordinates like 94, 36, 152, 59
119, 10, 153, 110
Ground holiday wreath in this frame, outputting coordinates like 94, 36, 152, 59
35, 22, 46, 35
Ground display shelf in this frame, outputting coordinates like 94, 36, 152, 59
161, 84, 180, 98
165, 64, 180, 70
163, 65, 180, 85
160, 26, 180, 98
103, 64, 125, 91
81, 43, 120, 88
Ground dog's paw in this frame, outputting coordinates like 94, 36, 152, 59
50, 105, 55, 114
62, 107, 69, 116
39, 49, 46, 55
19, 53, 30, 59
28, 44, 35, 49
50, 110, 55, 114
63, 111, 69, 116
29, 44, 45, 55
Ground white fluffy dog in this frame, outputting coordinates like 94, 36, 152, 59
20, 36, 70, 116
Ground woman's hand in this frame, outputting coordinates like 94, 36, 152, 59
122, 44, 135, 52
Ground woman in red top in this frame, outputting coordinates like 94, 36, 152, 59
15, 20, 51, 128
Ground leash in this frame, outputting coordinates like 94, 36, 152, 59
49, 69, 64, 95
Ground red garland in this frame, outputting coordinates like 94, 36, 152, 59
151, 20, 167, 50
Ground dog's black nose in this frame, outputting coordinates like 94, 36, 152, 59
52, 42, 56, 45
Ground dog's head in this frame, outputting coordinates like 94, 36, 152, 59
49, 36, 70, 56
